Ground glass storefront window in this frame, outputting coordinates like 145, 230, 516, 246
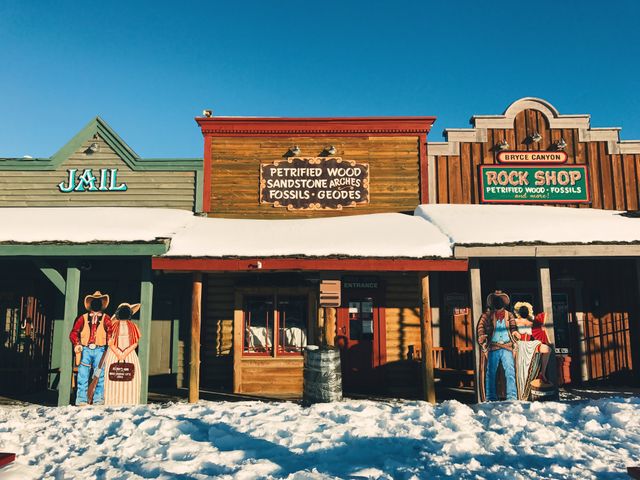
277, 296, 308, 354
243, 294, 308, 356
243, 296, 274, 354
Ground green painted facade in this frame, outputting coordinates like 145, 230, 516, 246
0, 118, 200, 406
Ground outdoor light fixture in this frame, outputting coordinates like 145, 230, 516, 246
530, 132, 542, 143
202, 109, 213, 117
321, 145, 337, 156
555, 138, 567, 150
496, 139, 510, 151
289, 145, 301, 156
86, 142, 99, 154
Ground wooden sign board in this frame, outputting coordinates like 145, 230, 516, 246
480, 165, 590, 203
497, 151, 568, 164
320, 280, 341, 307
260, 157, 369, 210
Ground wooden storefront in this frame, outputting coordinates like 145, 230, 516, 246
158, 114, 465, 401
426, 97, 640, 398
0, 117, 200, 405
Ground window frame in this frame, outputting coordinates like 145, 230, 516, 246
236, 287, 314, 359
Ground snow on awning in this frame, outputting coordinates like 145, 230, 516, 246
414, 204, 640, 246
0, 207, 193, 244
165, 212, 452, 258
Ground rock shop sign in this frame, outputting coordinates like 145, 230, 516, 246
260, 157, 369, 210
480, 165, 590, 203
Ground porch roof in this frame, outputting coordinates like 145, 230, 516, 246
0, 207, 192, 255
415, 204, 640, 257
163, 212, 453, 259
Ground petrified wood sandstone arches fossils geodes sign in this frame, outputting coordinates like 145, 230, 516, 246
260, 157, 369, 210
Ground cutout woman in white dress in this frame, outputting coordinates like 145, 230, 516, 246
104, 303, 142, 405
514, 301, 552, 400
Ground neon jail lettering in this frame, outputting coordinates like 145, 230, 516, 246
58, 168, 128, 192
485, 170, 582, 187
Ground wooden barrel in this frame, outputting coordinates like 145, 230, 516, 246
529, 378, 558, 401
303, 346, 342, 404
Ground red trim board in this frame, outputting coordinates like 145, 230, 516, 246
153, 258, 468, 272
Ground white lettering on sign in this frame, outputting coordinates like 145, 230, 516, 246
57, 169, 128, 193
260, 157, 369, 210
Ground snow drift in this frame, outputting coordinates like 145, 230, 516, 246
2, 398, 640, 479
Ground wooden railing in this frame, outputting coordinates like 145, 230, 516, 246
432, 347, 474, 375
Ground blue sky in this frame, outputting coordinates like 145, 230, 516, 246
1, 0, 639, 158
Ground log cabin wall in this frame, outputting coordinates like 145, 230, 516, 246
196, 117, 435, 218
428, 97, 640, 210
200, 272, 436, 398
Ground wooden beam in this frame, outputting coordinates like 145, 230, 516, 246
455, 244, 640, 258
537, 258, 558, 387
419, 273, 436, 403
468, 259, 484, 403
0, 242, 168, 257
32, 260, 66, 294
189, 272, 203, 403
57, 263, 80, 406
152, 257, 468, 272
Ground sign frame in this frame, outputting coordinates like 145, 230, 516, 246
496, 151, 568, 165
479, 164, 591, 204
259, 157, 370, 211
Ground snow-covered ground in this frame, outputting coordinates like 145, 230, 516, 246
2, 398, 640, 479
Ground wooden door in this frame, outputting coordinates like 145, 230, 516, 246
337, 295, 383, 392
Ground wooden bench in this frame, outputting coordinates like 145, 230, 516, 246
433, 347, 475, 387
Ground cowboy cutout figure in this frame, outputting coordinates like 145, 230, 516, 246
69, 291, 112, 406
476, 290, 519, 401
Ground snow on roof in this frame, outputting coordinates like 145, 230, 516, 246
0, 207, 194, 244
415, 204, 640, 246
165, 212, 452, 258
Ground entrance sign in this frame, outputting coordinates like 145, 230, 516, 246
58, 168, 128, 192
260, 157, 369, 210
480, 165, 590, 203
497, 151, 568, 164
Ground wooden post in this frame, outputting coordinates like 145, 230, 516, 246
325, 307, 337, 347
635, 260, 640, 383
171, 317, 180, 387
419, 273, 436, 403
537, 258, 558, 387
138, 258, 154, 404
49, 297, 66, 390
189, 272, 203, 403
468, 259, 484, 403
57, 263, 80, 406
317, 306, 326, 346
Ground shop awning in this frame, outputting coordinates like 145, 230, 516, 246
154, 212, 467, 271
0, 207, 193, 255
415, 204, 640, 257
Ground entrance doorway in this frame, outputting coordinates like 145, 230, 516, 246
336, 279, 385, 393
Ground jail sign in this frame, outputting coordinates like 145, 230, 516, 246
260, 157, 369, 210
479, 165, 590, 203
